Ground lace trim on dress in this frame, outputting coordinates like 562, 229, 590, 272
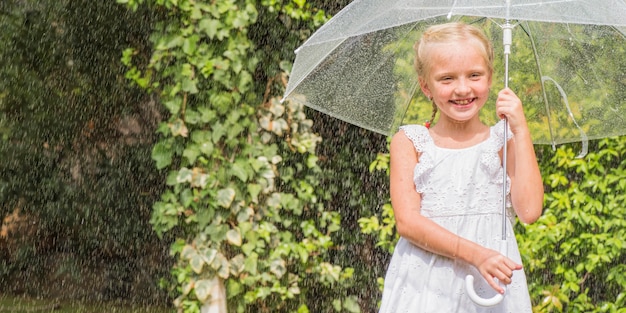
398, 124, 431, 152
399, 121, 513, 198
398, 125, 435, 194
482, 120, 513, 199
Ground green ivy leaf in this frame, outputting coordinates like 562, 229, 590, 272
163, 97, 182, 115
169, 119, 189, 137
182, 35, 199, 55
194, 279, 218, 302
247, 184, 262, 203
216, 188, 235, 208
343, 296, 361, 313
226, 228, 242, 246
215, 254, 230, 279
152, 141, 174, 169
183, 144, 200, 164
200, 248, 217, 265
181, 78, 198, 94
198, 18, 220, 39
229, 254, 245, 275
190, 253, 204, 274
270, 258, 286, 278
230, 161, 248, 182
176, 168, 193, 184
243, 252, 258, 276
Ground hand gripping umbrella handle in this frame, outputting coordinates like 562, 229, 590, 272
465, 240, 507, 307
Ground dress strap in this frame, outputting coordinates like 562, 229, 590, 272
490, 119, 514, 150
398, 124, 431, 152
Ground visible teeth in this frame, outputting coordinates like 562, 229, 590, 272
455, 100, 471, 105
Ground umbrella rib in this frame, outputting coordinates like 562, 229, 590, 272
542, 76, 589, 157
519, 23, 557, 151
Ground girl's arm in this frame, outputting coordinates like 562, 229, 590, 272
496, 88, 544, 224
390, 130, 521, 293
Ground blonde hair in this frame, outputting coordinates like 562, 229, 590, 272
413, 22, 494, 79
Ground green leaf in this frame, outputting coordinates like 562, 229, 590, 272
169, 119, 189, 137
183, 144, 200, 164
215, 254, 230, 279
197, 107, 217, 124
270, 258, 286, 278
247, 184, 262, 203
216, 188, 235, 208
176, 168, 193, 184
243, 252, 258, 275
229, 254, 245, 275
152, 141, 174, 169
182, 35, 199, 55
163, 97, 182, 114
180, 188, 194, 207
190, 253, 204, 274
200, 248, 217, 265
194, 279, 218, 302
121, 47, 135, 66
198, 18, 220, 39
226, 228, 242, 246
181, 245, 197, 259
165, 35, 184, 49
211, 122, 226, 144
236, 207, 254, 223
230, 161, 248, 182
210, 92, 233, 115
182, 78, 198, 94
191, 130, 214, 155
343, 296, 361, 313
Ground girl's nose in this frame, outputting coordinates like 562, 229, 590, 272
455, 79, 471, 94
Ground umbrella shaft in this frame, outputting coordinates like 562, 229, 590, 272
502, 16, 513, 240
502, 118, 508, 241
501, 20, 512, 241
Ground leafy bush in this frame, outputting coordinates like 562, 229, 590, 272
520, 139, 626, 313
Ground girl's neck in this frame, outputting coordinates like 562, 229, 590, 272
428, 118, 489, 149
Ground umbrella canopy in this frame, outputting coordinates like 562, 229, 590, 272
283, 0, 626, 150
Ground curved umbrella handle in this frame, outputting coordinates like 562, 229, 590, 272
465, 276, 504, 307
465, 240, 508, 307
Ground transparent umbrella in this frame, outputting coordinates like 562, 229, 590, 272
282, 0, 626, 307
283, 0, 626, 151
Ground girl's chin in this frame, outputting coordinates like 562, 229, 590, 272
445, 110, 481, 123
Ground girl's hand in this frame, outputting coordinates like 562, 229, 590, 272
495, 88, 529, 136
472, 248, 523, 294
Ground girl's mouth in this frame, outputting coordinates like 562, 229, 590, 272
451, 98, 475, 106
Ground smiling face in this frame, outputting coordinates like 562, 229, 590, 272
419, 39, 493, 124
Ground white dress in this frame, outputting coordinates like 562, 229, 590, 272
379, 121, 532, 313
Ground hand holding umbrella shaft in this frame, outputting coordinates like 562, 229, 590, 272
471, 244, 522, 294
496, 88, 528, 135
495, 88, 544, 224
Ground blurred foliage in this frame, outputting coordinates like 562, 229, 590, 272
520, 140, 626, 313
0, 0, 170, 305
0, 294, 171, 313
311, 112, 389, 313
117, 0, 378, 312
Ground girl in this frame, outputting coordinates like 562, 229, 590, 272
378, 22, 544, 312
